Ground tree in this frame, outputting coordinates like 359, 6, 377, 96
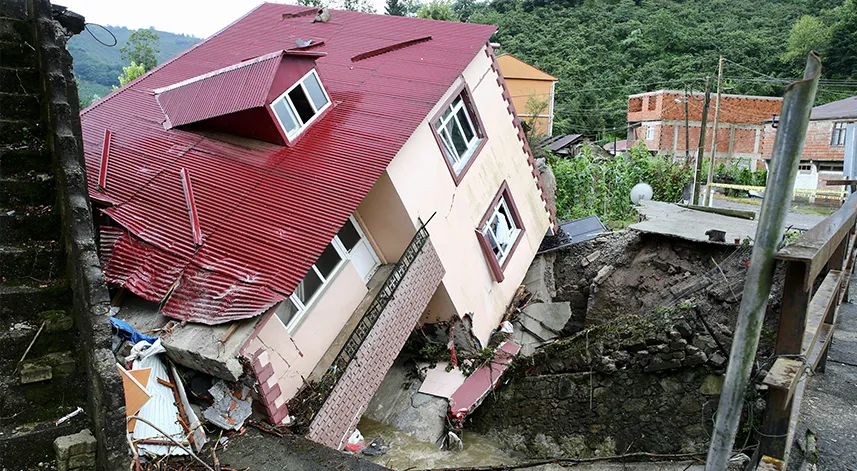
120, 29, 160, 71
386, 0, 406, 15
782, 15, 830, 70
417, 0, 458, 21
298, 0, 325, 6
113, 62, 146, 90
339, 0, 376, 13
452, 0, 475, 21
827, 0, 857, 78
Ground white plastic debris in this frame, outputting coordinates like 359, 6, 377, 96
499, 321, 514, 334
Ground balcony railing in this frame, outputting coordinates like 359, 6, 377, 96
289, 213, 435, 427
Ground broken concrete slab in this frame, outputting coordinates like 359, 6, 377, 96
512, 326, 545, 357
118, 296, 258, 381
519, 302, 572, 342
204, 380, 252, 430
522, 253, 556, 302
593, 265, 615, 285
631, 201, 758, 245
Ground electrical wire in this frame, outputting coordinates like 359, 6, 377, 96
84, 23, 117, 47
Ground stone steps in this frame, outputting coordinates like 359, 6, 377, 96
0, 174, 55, 206
0, 102, 42, 133
0, 207, 59, 243
0, 147, 53, 175
0, 39, 36, 68
0, 280, 70, 319
0, 17, 31, 43
0, 66, 40, 95
0, 310, 75, 361
0, 241, 63, 280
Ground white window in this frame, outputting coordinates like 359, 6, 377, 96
832, 122, 849, 146
433, 91, 482, 174
276, 217, 364, 332
481, 195, 521, 266
271, 69, 330, 141
646, 126, 655, 140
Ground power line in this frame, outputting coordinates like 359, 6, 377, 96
508, 77, 707, 99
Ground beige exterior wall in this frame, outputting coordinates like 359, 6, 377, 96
385, 44, 552, 345
241, 260, 368, 405
356, 171, 414, 264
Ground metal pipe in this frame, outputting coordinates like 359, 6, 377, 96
704, 52, 821, 471
127, 415, 215, 471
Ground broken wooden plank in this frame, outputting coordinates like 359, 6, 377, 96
762, 357, 804, 407
802, 270, 841, 355
776, 192, 857, 290
806, 323, 833, 372
678, 203, 756, 220
757, 455, 784, 470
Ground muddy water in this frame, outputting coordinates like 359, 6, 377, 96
355, 417, 519, 470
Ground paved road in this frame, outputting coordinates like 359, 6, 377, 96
709, 198, 827, 231
789, 273, 857, 471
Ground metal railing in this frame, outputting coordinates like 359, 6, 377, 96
756, 192, 857, 467
289, 213, 435, 426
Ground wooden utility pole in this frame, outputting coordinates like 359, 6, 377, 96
705, 56, 725, 206
684, 86, 690, 163
693, 77, 712, 206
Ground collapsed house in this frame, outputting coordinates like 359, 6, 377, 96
79, 4, 554, 450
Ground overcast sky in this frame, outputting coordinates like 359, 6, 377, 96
61, 0, 388, 38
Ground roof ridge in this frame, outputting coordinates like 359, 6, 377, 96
80, 2, 270, 116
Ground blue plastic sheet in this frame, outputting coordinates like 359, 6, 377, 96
110, 317, 157, 345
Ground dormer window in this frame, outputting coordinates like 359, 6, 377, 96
271, 69, 330, 140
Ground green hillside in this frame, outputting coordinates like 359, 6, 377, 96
69, 26, 200, 107
471, 0, 857, 137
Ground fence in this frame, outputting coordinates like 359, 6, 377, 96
756, 192, 857, 467
709, 182, 849, 201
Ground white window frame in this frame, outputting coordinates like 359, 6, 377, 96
832, 121, 848, 146
481, 196, 521, 266
434, 92, 482, 174
270, 69, 331, 142
276, 216, 366, 334
646, 126, 655, 140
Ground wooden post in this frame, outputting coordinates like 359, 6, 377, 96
758, 261, 811, 459
705, 56, 725, 207
693, 78, 712, 206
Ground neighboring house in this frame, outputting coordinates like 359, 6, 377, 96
603, 139, 628, 154
761, 95, 857, 192
80, 4, 553, 450
627, 90, 782, 169
538, 133, 583, 157
496, 53, 558, 137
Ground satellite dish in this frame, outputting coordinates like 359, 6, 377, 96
631, 183, 653, 204
295, 38, 313, 48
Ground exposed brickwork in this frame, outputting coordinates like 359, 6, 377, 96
485, 45, 556, 230
629, 91, 778, 166
307, 240, 445, 449
629, 90, 781, 124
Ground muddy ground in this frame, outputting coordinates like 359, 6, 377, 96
551, 230, 783, 359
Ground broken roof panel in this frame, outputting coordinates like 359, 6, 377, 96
82, 5, 497, 324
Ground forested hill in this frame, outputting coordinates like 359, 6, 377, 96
471, 0, 857, 137
69, 26, 199, 106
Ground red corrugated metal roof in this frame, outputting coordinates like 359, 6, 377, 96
82, 4, 497, 324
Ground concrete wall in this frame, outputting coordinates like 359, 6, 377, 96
385, 44, 553, 345
242, 260, 368, 423
307, 240, 445, 448
25, 1, 127, 469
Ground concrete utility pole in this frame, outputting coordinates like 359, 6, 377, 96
704, 52, 821, 471
693, 77, 712, 206
705, 56, 725, 207
684, 86, 690, 163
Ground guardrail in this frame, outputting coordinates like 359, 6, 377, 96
756, 192, 857, 467
709, 182, 849, 201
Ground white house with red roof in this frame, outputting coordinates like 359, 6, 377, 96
82, 4, 553, 448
